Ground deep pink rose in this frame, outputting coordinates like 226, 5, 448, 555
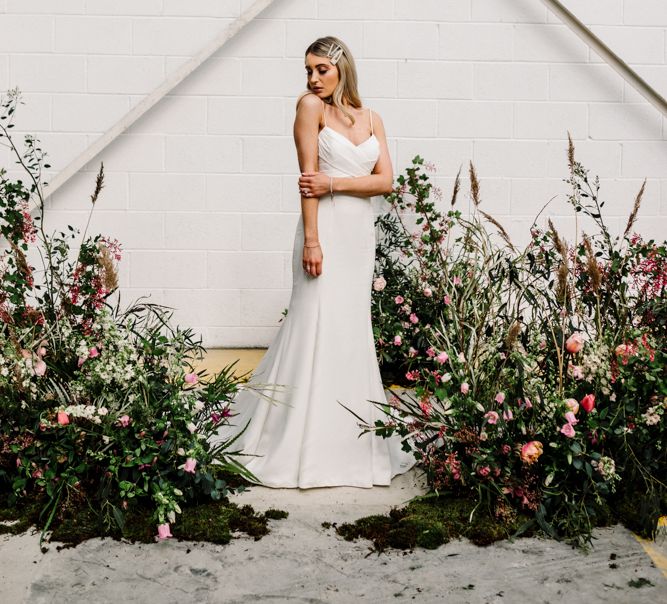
88, 346, 99, 358
477, 466, 491, 477
565, 332, 585, 354
560, 422, 576, 438
580, 394, 595, 413
157, 523, 172, 540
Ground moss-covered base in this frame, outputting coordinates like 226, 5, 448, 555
0, 492, 288, 549
334, 496, 533, 552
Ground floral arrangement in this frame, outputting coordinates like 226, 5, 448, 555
370, 139, 666, 546
0, 89, 257, 545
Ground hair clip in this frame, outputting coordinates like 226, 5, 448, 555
326, 42, 344, 65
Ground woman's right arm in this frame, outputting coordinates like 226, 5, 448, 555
294, 93, 324, 277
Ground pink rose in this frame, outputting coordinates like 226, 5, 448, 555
423, 287, 432, 297
426, 347, 436, 358
157, 523, 172, 540
435, 351, 448, 364
184, 372, 198, 385
57, 411, 70, 426
485, 411, 499, 425
520, 441, 543, 464
405, 370, 419, 381
580, 394, 595, 413
409, 313, 419, 324
88, 346, 99, 359
477, 466, 491, 477
394, 295, 404, 304
77, 356, 87, 367
564, 411, 578, 425
393, 335, 402, 346
33, 359, 47, 376
408, 347, 418, 358
453, 276, 462, 286
37, 346, 47, 357
460, 382, 469, 395
564, 398, 579, 414
523, 397, 533, 409
118, 414, 131, 427
503, 409, 513, 421
183, 458, 197, 474
495, 392, 505, 404
372, 276, 386, 292
565, 332, 585, 354
443, 295, 451, 305
560, 422, 576, 438
568, 363, 584, 380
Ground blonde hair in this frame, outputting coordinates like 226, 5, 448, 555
298, 36, 362, 126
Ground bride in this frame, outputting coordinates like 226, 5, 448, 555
215, 36, 415, 488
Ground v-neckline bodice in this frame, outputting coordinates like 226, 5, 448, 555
319, 126, 377, 149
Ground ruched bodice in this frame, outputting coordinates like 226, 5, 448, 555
318, 124, 380, 178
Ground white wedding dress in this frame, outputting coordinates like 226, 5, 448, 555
214, 104, 416, 488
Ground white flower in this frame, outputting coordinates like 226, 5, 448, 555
372, 276, 387, 292
177, 447, 186, 456
186, 422, 197, 434
97, 406, 109, 416
193, 400, 205, 412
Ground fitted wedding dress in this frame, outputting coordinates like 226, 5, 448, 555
214, 104, 416, 488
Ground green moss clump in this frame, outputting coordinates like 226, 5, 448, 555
335, 496, 533, 552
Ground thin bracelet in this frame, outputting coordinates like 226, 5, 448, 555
303, 242, 320, 248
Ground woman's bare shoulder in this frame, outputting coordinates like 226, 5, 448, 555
295, 91, 324, 112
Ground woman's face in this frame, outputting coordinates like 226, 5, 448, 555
305, 52, 339, 98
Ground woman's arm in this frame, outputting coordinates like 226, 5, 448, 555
293, 93, 324, 277
298, 110, 394, 198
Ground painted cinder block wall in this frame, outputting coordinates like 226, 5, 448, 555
1, 0, 665, 346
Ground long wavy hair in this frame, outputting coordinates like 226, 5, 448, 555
298, 36, 362, 126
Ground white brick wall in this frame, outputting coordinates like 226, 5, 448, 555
1, 0, 665, 346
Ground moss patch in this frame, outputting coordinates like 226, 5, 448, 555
0, 490, 287, 548
335, 496, 534, 552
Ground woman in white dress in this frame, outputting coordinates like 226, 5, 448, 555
216, 36, 415, 488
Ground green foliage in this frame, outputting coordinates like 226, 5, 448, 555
370, 138, 666, 547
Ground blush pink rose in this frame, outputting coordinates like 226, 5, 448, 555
372, 276, 386, 291
520, 441, 543, 464
580, 394, 595, 413
453, 276, 462, 286
503, 409, 513, 421
118, 414, 131, 427
183, 458, 197, 474
565, 332, 585, 354
495, 392, 505, 404
564, 411, 578, 425
33, 359, 47, 376
184, 372, 198, 384
560, 422, 576, 438
423, 287, 432, 297
157, 523, 172, 540
409, 313, 419, 324
460, 382, 469, 395
57, 411, 69, 425
394, 295, 404, 304
408, 346, 418, 357
564, 398, 579, 414
88, 346, 99, 358
443, 295, 451, 305
435, 351, 448, 364
393, 335, 402, 346
485, 411, 499, 425
426, 347, 436, 358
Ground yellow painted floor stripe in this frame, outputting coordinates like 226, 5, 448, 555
198, 350, 667, 575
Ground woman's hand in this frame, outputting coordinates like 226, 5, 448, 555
302, 243, 323, 277
298, 171, 331, 198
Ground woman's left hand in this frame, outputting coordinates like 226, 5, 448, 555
298, 171, 330, 198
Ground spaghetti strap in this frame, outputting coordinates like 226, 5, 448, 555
369, 108, 373, 135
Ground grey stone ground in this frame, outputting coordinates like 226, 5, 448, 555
1, 469, 666, 603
